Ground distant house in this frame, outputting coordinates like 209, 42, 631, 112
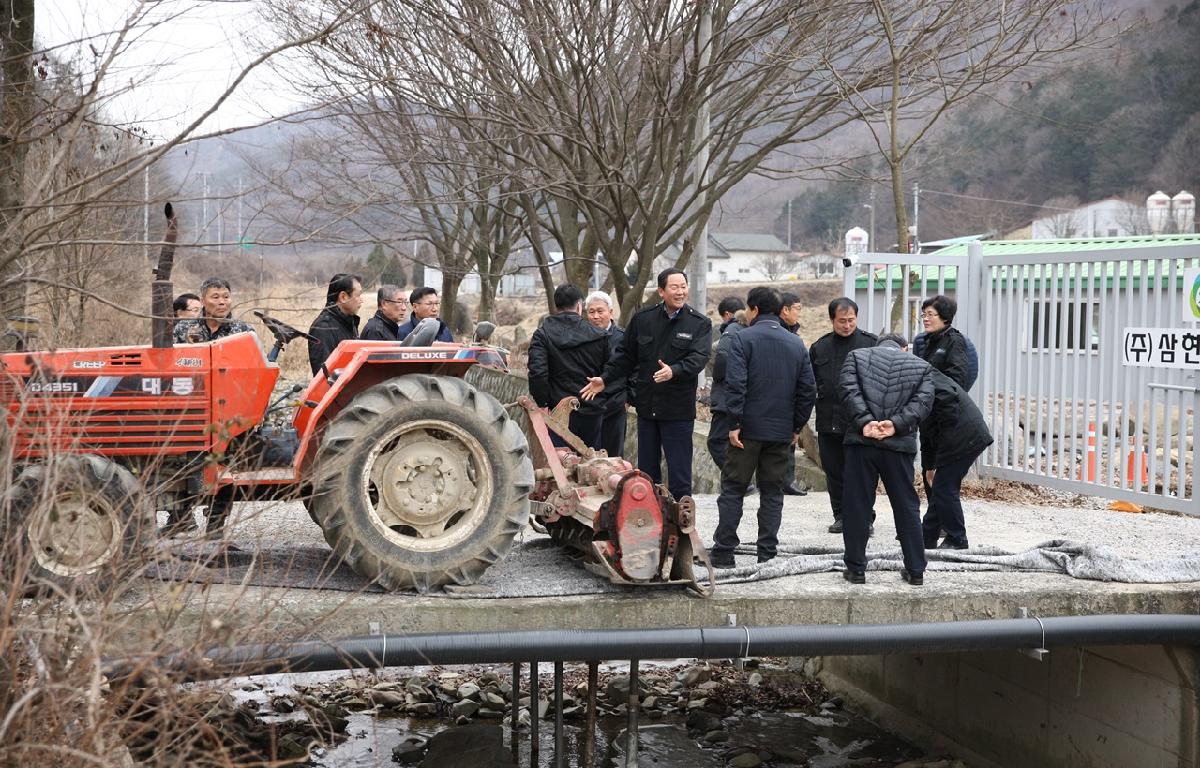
707, 233, 793, 282
1026, 198, 1146, 239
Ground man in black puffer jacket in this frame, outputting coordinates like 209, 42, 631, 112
920, 369, 993, 550
529, 284, 611, 449
839, 334, 934, 585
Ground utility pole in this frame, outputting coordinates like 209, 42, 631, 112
868, 188, 876, 252
786, 198, 792, 251
201, 173, 210, 249
689, 3, 711, 330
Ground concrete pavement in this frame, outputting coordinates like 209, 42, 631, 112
115, 491, 1200, 650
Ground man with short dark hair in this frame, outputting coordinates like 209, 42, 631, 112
716, 296, 746, 335
307, 273, 363, 374
708, 287, 815, 567
361, 284, 408, 341
173, 293, 201, 319
707, 294, 748, 471
397, 286, 454, 343
584, 290, 628, 457
581, 268, 711, 501
778, 292, 801, 334
173, 277, 256, 343
809, 297, 878, 533
775, 290, 808, 496
529, 284, 611, 448
838, 333, 934, 586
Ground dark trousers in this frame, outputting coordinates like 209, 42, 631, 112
550, 411, 603, 451
707, 410, 733, 469
637, 416, 694, 500
923, 451, 979, 547
842, 443, 926, 575
819, 431, 874, 523
712, 439, 789, 559
600, 406, 628, 458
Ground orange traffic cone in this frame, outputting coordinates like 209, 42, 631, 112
1126, 443, 1149, 487
1078, 422, 1097, 482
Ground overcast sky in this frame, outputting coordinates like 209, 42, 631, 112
39, 0, 302, 138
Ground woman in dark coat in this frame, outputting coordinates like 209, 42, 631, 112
919, 295, 971, 389
919, 368, 993, 549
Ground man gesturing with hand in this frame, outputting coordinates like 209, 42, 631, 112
581, 268, 711, 501
837, 334, 934, 586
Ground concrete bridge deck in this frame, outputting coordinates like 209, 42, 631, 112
123, 492, 1200, 648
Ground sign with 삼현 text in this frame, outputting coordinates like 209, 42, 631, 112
1122, 327, 1200, 369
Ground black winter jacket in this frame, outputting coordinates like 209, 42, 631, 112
528, 312, 611, 417
809, 328, 877, 435
724, 314, 815, 443
360, 309, 401, 342
839, 343, 934, 454
708, 322, 744, 414
601, 322, 628, 416
307, 306, 360, 375
920, 326, 970, 390
602, 302, 711, 421
920, 369, 994, 469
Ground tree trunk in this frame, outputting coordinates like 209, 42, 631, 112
478, 270, 497, 322
0, 0, 35, 321
440, 273, 463, 331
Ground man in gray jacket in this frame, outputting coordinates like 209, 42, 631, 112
838, 334, 934, 585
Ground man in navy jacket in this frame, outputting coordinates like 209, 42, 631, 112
707, 287, 815, 567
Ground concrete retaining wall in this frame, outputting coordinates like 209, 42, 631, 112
809, 644, 1199, 768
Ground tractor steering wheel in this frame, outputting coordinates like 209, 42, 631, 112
254, 311, 318, 352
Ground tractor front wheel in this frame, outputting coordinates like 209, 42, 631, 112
3, 454, 152, 594
308, 375, 533, 592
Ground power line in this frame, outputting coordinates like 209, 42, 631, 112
921, 188, 1076, 212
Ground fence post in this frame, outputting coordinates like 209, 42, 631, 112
967, 241, 986, 415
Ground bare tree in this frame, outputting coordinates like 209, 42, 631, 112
754, 251, 798, 282
825, 0, 1112, 253
266, 0, 905, 321
1037, 195, 1082, 238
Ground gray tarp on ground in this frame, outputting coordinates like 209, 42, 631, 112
148, 536, 1200, 598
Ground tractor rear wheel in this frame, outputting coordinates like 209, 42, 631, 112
308, 375, 533, 592
3, 454, 152, 594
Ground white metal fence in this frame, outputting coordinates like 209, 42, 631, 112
846, 242, 1198, 515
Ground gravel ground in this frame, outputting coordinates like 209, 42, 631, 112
206, 489, 1200, 598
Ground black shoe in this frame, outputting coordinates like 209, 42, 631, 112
828, 519, 844, 533
757, 554, 775, 564
923, 539, 940, 550
745, 484, 758, 495
782, 482, 808, 496
901, 569, 924, 586
937, 539, 969, 550
709, 553, 735, 569
843, 569, 865, 584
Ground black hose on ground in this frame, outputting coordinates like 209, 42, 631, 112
103, 614, 1200, 684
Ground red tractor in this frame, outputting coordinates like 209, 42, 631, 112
0, 206, 713, 595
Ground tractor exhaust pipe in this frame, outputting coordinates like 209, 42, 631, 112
151, 202, 178, 349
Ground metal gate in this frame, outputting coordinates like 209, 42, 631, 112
846, 240, 1198, 515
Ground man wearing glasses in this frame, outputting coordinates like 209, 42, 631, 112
361, 284, 408, 341
397, 286, 454, 343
